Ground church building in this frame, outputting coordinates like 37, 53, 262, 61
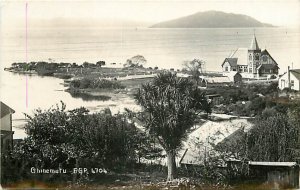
222, 35, 279, 79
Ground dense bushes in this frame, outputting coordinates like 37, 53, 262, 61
70, 78, 125, 89
1, 103, 162, 185
218, 102, 300, 161
208, 82, 281, 116
247, 113, 297, 162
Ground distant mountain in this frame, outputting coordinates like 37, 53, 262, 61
151, 11, 274, 28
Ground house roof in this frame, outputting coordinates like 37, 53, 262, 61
179, 119, 253, 165
203, 76, 231, 83
1, 102, 15, 119
291, 69, 300, 81
249, 161, 297, 167
279, 69, 300, 81
222, 58, 238, 67
216, 127, 246, 150
249, 35, 260, 50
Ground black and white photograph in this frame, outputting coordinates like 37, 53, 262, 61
0, 0, 300, 189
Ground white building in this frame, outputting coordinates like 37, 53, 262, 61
279, 68, 300, 91
222, 35, 279, 79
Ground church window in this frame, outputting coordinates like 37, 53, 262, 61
225, 67, 228, 71
249, 55, 252, 61
255, 55, 259, 60
249, 68, 253, 73
262, 55, 268, 62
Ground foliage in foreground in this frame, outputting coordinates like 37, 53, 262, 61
1, 102, 163, 185
214, 102, 300, 181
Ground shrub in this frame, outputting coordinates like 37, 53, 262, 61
1, 103, 148, 185
70, 78, 125, 89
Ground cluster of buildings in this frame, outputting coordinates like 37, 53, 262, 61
222, 35, 279, 79
200, 34, 300, 91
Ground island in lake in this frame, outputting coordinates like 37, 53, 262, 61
150, 10, 274, 28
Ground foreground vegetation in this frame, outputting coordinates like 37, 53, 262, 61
2, 72, 300, 189
2, 103, 164, 187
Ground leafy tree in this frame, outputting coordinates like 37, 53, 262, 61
247, 112, 297, 161
124, 55, 147, 68
96, 61, 105, 67
82, 62, 95, 68
183, 59, 205, 85
287, 101, 300, 154
135, 72, 210, 180
35, 62, 58, 76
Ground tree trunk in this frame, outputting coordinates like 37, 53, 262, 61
73, 158, 79, 184
167, 150, 176, 181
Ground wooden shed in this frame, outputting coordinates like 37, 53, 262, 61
248, 161, 299, 189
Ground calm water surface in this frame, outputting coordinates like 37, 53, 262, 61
1, 27, 300, 70
0, 71, 139, 138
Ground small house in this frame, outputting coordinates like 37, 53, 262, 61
248, 161, 299, 189
279, 67, 300, 91
225, 72, 242, 83
1, 102, 15, 152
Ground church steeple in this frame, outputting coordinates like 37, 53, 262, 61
249, 35, 260, 50
248, 35, 261, 75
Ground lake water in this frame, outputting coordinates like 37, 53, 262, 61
0, 71, 140, 138
1, 27, 300, 71
1, 27, 300, 138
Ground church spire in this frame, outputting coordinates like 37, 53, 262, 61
249, 35, 260, 50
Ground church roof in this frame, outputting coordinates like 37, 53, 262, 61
249, 35, 260, 50
261, 49, 278, 66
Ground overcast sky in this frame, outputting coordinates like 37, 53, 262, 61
1, 0, 299, 27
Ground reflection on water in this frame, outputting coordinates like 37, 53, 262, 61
0, 71, 140, 139
68, 90, 111, 101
